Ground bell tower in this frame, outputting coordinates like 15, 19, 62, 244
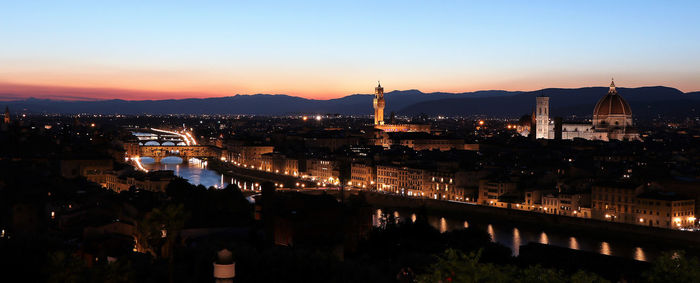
373, 82, 385, 125
535, 96, 550, 139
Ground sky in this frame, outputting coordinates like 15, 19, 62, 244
1, 0, 699, 100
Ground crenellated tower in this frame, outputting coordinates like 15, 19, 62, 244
373, 82, 385, 125
3, 106, 9, 124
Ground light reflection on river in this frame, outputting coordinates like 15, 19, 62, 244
141, 157, 228, 188
140, 157, 260, 191
372, 208, 666, 262
134, 157, 672, 263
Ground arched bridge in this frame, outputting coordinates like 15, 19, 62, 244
125, 128, 220, 163
132, 145, 221, 163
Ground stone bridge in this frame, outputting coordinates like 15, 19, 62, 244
135, 145, 221, 163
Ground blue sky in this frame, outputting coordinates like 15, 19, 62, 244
1, 0, 699, 99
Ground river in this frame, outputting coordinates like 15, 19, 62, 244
143, 157, 673, 262
141, 156, 261, 190
371, 208, 672, 261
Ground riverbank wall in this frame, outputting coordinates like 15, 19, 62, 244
358, 191, 700, 248
203, 160, 700, 249
208, 159, 315, 187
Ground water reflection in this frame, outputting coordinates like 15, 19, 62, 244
373, 209, 383, 227
439, 217, 447, 233
143, 157, 228, 188
487, 224, 496, 242
367, 209, 667, 261
372, 210, 662, 261
513, 228, 521, 255
600, 242, 611, 256
569, 237, 579, 250
539, 232, 549, 244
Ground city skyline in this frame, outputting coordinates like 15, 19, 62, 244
2, 1, 700, 282
2, 1, 700, 100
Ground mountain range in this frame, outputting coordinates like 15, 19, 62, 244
2, 86, 699, 119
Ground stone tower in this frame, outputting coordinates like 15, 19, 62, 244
3, 106, 9, 124
373, 82, 385, 125
535, 96, 550, 139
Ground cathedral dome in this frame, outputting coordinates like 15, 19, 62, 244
593, 80, 633, 130
593, 80, 632, 118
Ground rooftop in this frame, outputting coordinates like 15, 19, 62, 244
636, 191, 693, 201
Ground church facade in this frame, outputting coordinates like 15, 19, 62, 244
533, 80, 641, 142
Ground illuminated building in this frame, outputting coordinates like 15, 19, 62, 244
89, 170, 175, 192
260, 153, 299, 176
372, 132, 465, 150
478, 178, 517, 207
524, 189, 543, 210
306, 159, 339, 183
398, 167, 425, 197
224, 144, 274, 168
635, 192, 695, 229
375, 165, 401, 194
591, 182, 644, 223
350, 163, 376, 189
371, 82, 431, 133
374, 123, 431, 133
375, 164, 472, 200
376, 165, 427, 196
535, 96, 550, 139
532, 80, 641, 141
373, 81, 385, 125
3, 106, 9, 124
424, 171, 460, 201
542, 193, 591, 217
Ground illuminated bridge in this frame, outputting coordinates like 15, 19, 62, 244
126, 128, 220, 163
137, 145, 220, 163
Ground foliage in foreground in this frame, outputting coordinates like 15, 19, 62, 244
642, 250, 700, 283
419, 248, 700, 283
417, 249, 608, 283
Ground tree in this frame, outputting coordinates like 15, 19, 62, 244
642, 250, 700, 283
46, 251, 86, 283
136, 203, 190, 283
417, 249, 609, 283
417, 249, 509, 283
94, 258, 135, 283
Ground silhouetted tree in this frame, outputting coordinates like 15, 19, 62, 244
136, 203, 189, 283
417, 249, 609, 283
642, 250, 700, 283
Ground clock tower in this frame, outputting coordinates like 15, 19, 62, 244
373, 82, 385, 125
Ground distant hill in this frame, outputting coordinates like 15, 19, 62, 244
398, 86, 700, 119
2, 86, 699, 118
0, 89, 517, 115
